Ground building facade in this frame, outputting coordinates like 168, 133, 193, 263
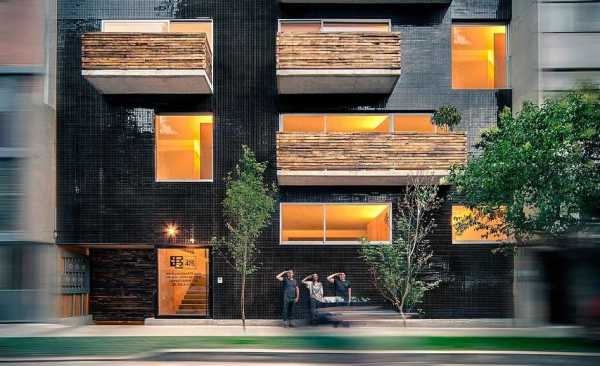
56, 0, 514, 322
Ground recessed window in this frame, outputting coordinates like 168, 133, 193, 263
102, 19, 213, 50
281, 203, 391, 244
451, 25, 507, 89
280, 113, 439, 133
451, 205, 508, 244
0, 158, 23, 232
155, 115, 213, 182
279, 19, 391, 33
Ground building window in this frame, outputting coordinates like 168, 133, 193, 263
155, 114, 213, 182
451, 205, 508, 244
451, 25, 507, 89
102, 19, 213, 50
279, 19, 391, 33
0, 158, 23, 233
280, 113, 439, 133
281, 203, 391, 244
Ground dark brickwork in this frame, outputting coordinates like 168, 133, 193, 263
57, 0, 513, 320
89, 249, 156, 321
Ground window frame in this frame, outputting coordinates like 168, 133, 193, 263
154, 112, 214, 183
279, 202, 393, 245
450, 22, 510, 90
278, 19, 392, 33
278, 112, 438, 133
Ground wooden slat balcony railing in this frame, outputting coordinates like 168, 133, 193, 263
276, 32, 401, 94
81, 32, 213, 94
276, 132, 467, 185
277, 32, 401, 70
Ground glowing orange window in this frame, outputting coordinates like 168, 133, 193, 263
155, 115, 213, 181
281, 115, 325, 132
451, 205, 509, 243
280, 203, 391, 244
393, 115, 442, 133
452, 25, 507, 89
326, 115, 390, 133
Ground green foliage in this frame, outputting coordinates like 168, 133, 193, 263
211, 146, 276, 326
360, 183, 442, 322
211, 145, 277, 275
432, 105, 462, 130
449, 92, 600, 243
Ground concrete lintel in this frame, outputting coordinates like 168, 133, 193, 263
82, 69, 213, 95
277, 170, 449, 186
277, 69, 401, 94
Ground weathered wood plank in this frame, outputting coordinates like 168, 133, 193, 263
81, 32, 212, 80
276, 32, 401, 69
277, 132, 467, 171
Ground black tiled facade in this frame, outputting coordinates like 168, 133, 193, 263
57, 0, 513, 320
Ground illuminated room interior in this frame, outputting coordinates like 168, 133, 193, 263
451, 25, 507, 89
281, 114, 439, 133
281, 204, 390, 243
451, 205, 509, 243
155, 115, 213, 181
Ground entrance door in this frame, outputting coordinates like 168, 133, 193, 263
157, 248, 209, 317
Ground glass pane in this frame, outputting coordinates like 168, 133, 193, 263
281, 115, 325, 132
393, 114, 437, 133
103, 21, 168, 32
452, 25, 507, 89
326, 115, 389, 133
156, 115, 213, 181
280, 21, 321, 33
170, 21, 213, 50
322, 22, 389, 32
281, 204, 324, 242
325, 204, 390, 243
451, 205, 508, 243
158, 248, 209, 316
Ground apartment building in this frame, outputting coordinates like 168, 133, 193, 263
56, 0, 514, 322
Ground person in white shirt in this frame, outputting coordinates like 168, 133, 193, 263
302, 273, 324, 325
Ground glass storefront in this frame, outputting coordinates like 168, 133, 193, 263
157, 248, 209, 317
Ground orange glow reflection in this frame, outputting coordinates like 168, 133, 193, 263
452, 25, 507, 89
156, 115, 213, 181
451, 205, 508, 243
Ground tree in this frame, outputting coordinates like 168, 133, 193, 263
449, 92, 600, 245
360, 182, 442, 326
433, 105, 462, 131
211, 146, 277, 329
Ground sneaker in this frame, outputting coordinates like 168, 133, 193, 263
288, 322, 295, 328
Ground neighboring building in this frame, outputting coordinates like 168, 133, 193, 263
0, 0, 59, 321
511, 0, 600, 109
56, 0, 514, 322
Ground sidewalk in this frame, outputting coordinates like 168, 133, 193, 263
0, 320, 582, 338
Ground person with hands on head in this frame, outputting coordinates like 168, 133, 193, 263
327, 272, 352, 304
302, 273, 324, 325
276, 269, 299, 327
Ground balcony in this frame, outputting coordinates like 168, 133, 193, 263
276, 32, 401, 94
276, 132, 467, 185
81, 32, 212, 94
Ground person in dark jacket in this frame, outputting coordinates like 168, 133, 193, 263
276, 269, 299, 327
327, 272, 352, 304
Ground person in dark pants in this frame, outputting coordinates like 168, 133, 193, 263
276, 269, 299, 327
302, 273, 324, 325
327, 272, 352, 304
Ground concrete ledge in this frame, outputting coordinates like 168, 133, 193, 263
277, 69, 401, 94
277, 169, 448, 186
82, 70, 213, 95
144, 318, 296, 326
57, 315, 94, 326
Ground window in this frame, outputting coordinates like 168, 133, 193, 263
451, 25, 507, 89
281, 203, 391, 244
451, 205, 508, 244
280, 113, 439, 133
155, 114, 213, 182
279, 19, 391, 33
102, 19, 213, 50
0, 158, 23, 232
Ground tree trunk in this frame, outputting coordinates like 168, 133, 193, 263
512, 249, 518, 327
241, 272, 246, 331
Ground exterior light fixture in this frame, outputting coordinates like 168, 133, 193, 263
164, 223, 179, 239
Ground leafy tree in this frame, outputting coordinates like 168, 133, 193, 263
449, 92, 600, 245
360, 182, 442, 326
433, 105, 462, 131
211, 146, 277, 329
